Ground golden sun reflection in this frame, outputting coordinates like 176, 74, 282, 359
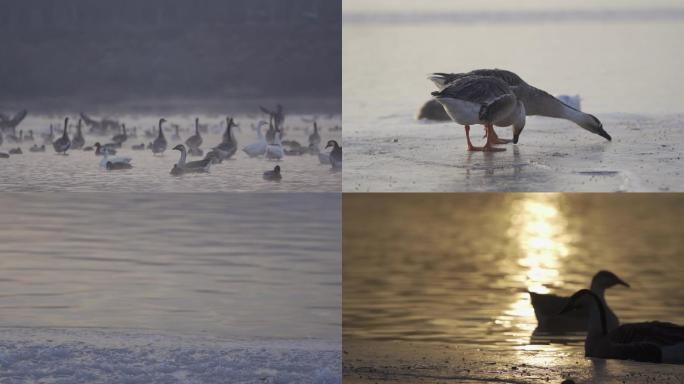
497, 195, 572, 341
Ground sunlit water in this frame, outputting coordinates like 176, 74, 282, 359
343, 194, 684, 355
0, 193, 341, 342
342, 4, 684, 191
0, 115, 341, 192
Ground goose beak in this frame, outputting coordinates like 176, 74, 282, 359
513, 134, 520, 144
597, 126, 612, 141
616, 278, 630, 288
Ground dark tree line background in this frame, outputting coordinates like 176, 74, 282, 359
0, 0, 341, 113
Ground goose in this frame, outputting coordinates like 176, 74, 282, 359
188, 146, 204, 157
8, 147, 22, 155
100, 152, 132, 170
530, 271, 628, 331
431, 75, 526, 152
0, 152, 8, 158
171, 125, 181, 141
560, 289, 684, 363
308, 121, 321, 149
170, 144, 212, 175
151, 118, 167, 155
131, 143, 145, 150
265, 115, 277, 144
283, 140, 308, 156
94, 142, 118, 156
52, 117, 71, 154
428, 69, 611, 143
263, 165, 282, 181
0, 110, 27, 133
0, 132, 3, 146
71, 120, 85, 150
325, 140, 342, 169
210, 117, 237, 162
29, 144, 46, 152
185, 118, 203, 149
242, 120, 268, 157
112, 124, 128, 144
42, 125, 55, 143
265, 130, 284, 160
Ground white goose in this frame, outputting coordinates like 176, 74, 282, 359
432, 75, 525, 152
265, 129, 284, 160
561, 289, 684, 363
242, 120, 268, 157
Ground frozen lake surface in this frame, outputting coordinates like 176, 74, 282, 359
343, 3, 684, 191
0, 114, 341, 192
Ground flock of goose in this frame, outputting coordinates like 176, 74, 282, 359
0, 107, 342, 180
530, 271, 684, 364
423, 68, 612, 152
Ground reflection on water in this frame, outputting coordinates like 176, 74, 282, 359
343, 194, 684, 353
0, 193, 341, 341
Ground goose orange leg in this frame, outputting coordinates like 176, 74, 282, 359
465, 125, 506, 152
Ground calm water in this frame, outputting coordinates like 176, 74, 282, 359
342, 3, 684, 192
344, 194, 684, 352
0, 115, 341, 192
0, 193, 341, 341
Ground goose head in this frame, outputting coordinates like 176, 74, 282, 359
172, 144, 186, 152
591, 270, 629, 291
579, 113, 611, 141
325, 140, 339, 149
512, 101, 526, 144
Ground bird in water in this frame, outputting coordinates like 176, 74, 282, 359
426, 69, 611, 144
170, 144, 213, 175
94, 142, 118, 156
100, 152, 133, 170
131, 143, 145, 150
242, 120, 268, 157
29, 144, 46, 152
560, 289, 684, 364
151, 118, 168, 155
52, 117, 71, 155
530, 271, 629, 332
211, 117, 238, 163
324, 140, 342, 169
308, 121, 321, 150
185, 118, 203, 150
8, 147, 22, 155
71, 119, 85, 150
431, 75, 525, 152
263, 165, 282, 181
265, 129, 284, 160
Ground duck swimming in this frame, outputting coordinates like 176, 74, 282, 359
530, 270, 629, 332
170, 144, 212, 175
560, 289, 684, 363
432, 75, 525, 152
325, 140, 342, 169
263, 165, 282, 181
52, 117, 71, 155
100, 152, 133, 170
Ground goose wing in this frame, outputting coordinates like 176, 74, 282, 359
610, 321, 684, 347
468, 69, 528, 87
434, 76, 513, 104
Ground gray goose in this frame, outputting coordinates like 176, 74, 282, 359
431, 75, 525, 152
52, 117, 71, 154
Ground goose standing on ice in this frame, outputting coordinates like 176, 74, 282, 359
185, 118, 203, 150
52, 117, 71, 154
427, 69, 611, 143
71, 119, 85, 150
560, 289, 684, 363
325, 140, 342, 169
431, 75, 526, 152
100, 151, 133, 170
170, 144, 213, 175
265, 129, 284, 160
242, 120, 268, 157
151, 118, 168, 155
530, 270, 629, 331
263, 165, 282, 181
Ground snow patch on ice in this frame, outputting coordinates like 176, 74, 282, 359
0, 328, 341, 384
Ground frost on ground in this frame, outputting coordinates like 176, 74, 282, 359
343, 339, 684, 384
343, 113, 684, 192
0, 328, 340, 384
